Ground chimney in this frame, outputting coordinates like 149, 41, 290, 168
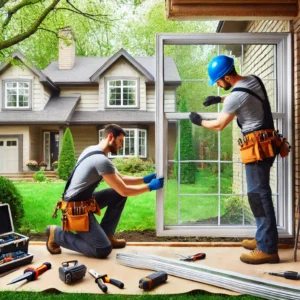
58, 27, 75, 70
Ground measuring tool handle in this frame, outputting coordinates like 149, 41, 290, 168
96, 278, 107, 293
284, 271, 300, 280
107, 277, 124, 289
193, 253, 206, 261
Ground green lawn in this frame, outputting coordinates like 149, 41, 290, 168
15, 169, 232, 234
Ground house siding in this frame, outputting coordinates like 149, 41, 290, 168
0, 65, 47, 111
146, 86, 176, 112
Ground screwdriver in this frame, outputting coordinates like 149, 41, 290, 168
8, 262, 52, 285
269, 271, 300, 280
176, 252, 206, 262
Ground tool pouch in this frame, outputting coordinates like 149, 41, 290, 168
239, 141, 262, 164
59, 260, 87, 284
52, 198, 100, 232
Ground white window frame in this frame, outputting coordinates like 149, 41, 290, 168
107, 79, 138, 108
99, 128, 147, 158
4, 80, 31, 109
155, 33, 293, 237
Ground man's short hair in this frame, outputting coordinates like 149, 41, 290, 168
225, 66, 237, 77
103, 124, 126, 138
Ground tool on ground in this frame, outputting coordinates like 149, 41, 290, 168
117, 253, 300, 300
59, 260, 87, 284
175, 252, 206, 262
294, 194, 300, 262
89, 269, 124, 293
7, 262, 51, 285
139, 270, 168, 291
269, 271, 300, 280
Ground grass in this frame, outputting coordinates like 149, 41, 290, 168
14, 169, 233, 234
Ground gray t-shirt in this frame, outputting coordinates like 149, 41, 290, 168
64, 145, 115, 200
222, 76, 265, 133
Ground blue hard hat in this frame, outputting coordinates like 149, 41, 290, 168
207, 55, 234, 86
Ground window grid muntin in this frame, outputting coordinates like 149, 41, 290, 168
107, 80, 137, 107
5, 81, 29, 108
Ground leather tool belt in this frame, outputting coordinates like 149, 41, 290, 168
52, 197, 101, 232
238, 129, 291, 164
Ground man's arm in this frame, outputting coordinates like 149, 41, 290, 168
102, 173, 151, 197
115, 169, 144, 185
201, 112, 235, 131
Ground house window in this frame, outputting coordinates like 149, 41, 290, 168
107, 80, 137, 107
99, 128, 147, 158
4, 81, 30, 108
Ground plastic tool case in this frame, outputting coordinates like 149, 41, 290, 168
0, 203, 33, 274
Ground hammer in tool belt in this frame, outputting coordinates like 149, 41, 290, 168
89, 269, 124, 293
294, 194, 300, 262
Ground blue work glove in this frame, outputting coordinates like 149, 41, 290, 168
189, 112, 203, 126
203, 96, 221, 107
143, 173, 156, 184
148, 177, 164, 191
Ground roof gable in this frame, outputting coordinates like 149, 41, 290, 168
0, 51, 59, 92
89, 48, 155, 82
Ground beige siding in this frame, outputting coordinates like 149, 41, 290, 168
0, 65, 47, 111
146, 86, 177, 112
69, 126, 98, 157
29, 126, 41, 163
99, 58, 146, 110
60, 86, 99, 111
0, 126, 29, 170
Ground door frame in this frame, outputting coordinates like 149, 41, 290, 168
0, 134, 23, 173
155, 33, 293, 237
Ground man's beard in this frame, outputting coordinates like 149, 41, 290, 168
222, 81, 232, 91
109, 140, 118, 155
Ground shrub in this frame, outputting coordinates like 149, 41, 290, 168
33, 169, 48, 182
26, 160, 38, 167
57, 128, 76, 180
52, 161, 58, 168
0, 176, 24, 231
174, 97, 197, 184
112, 157, 155, 176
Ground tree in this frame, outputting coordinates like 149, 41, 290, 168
57, 127, 76, 181
174, 97, 197, 184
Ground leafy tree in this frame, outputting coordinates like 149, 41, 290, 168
57, 127, 76, 180
0, 176, 24, 230
174, 97, 197, 184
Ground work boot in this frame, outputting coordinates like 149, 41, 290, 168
240, 249, 280, 265
241, 239, 257, 250
108, 235, 126, 249
46, 225, 61, 254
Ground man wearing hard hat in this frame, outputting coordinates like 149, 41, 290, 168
189, 55, 285, 265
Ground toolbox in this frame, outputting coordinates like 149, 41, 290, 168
0, 203, 33, 274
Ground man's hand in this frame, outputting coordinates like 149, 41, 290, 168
189, 112, 203, 126
143, 173, 156, 184
203, 96, 221, 107
148, 177, 164, 191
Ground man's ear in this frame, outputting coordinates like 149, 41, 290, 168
108, 133, 114, 141
224, 75, 231, 83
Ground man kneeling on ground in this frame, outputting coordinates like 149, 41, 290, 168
46, 124, 164, 258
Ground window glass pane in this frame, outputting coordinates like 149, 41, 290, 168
123, 80, 136, 86
109, 80, 121, 87
0, 141, 3, 146
139, 130, 146, 156
7, 95, 17, 107
108, 80, 136, 106
7, 141, 17, 146
98, 130, 103, 142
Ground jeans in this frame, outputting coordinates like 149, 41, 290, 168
245, 157, 278, 254
54, 188, 127, 258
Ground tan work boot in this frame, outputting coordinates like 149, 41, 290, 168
108, 235, 126, 249
240, 249, 280, 264
241, 239, 257, 250
46, 225, 61, 254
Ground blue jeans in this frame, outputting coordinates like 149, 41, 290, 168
245, 157, 278, 254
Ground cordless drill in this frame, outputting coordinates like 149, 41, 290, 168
139, 271, 168, 291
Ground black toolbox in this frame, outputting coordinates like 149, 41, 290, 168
0, 203, 33, 274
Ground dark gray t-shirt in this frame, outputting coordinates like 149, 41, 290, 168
64, 145, 115, 201
222, 76, 265, 133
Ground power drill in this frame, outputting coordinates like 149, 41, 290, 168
139, 271, 168, 291
269, 271, 300, 280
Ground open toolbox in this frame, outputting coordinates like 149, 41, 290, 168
0, 203, 33, 274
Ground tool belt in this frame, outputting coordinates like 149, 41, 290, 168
52, 197, 101, 232
238, 129, 291, 164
